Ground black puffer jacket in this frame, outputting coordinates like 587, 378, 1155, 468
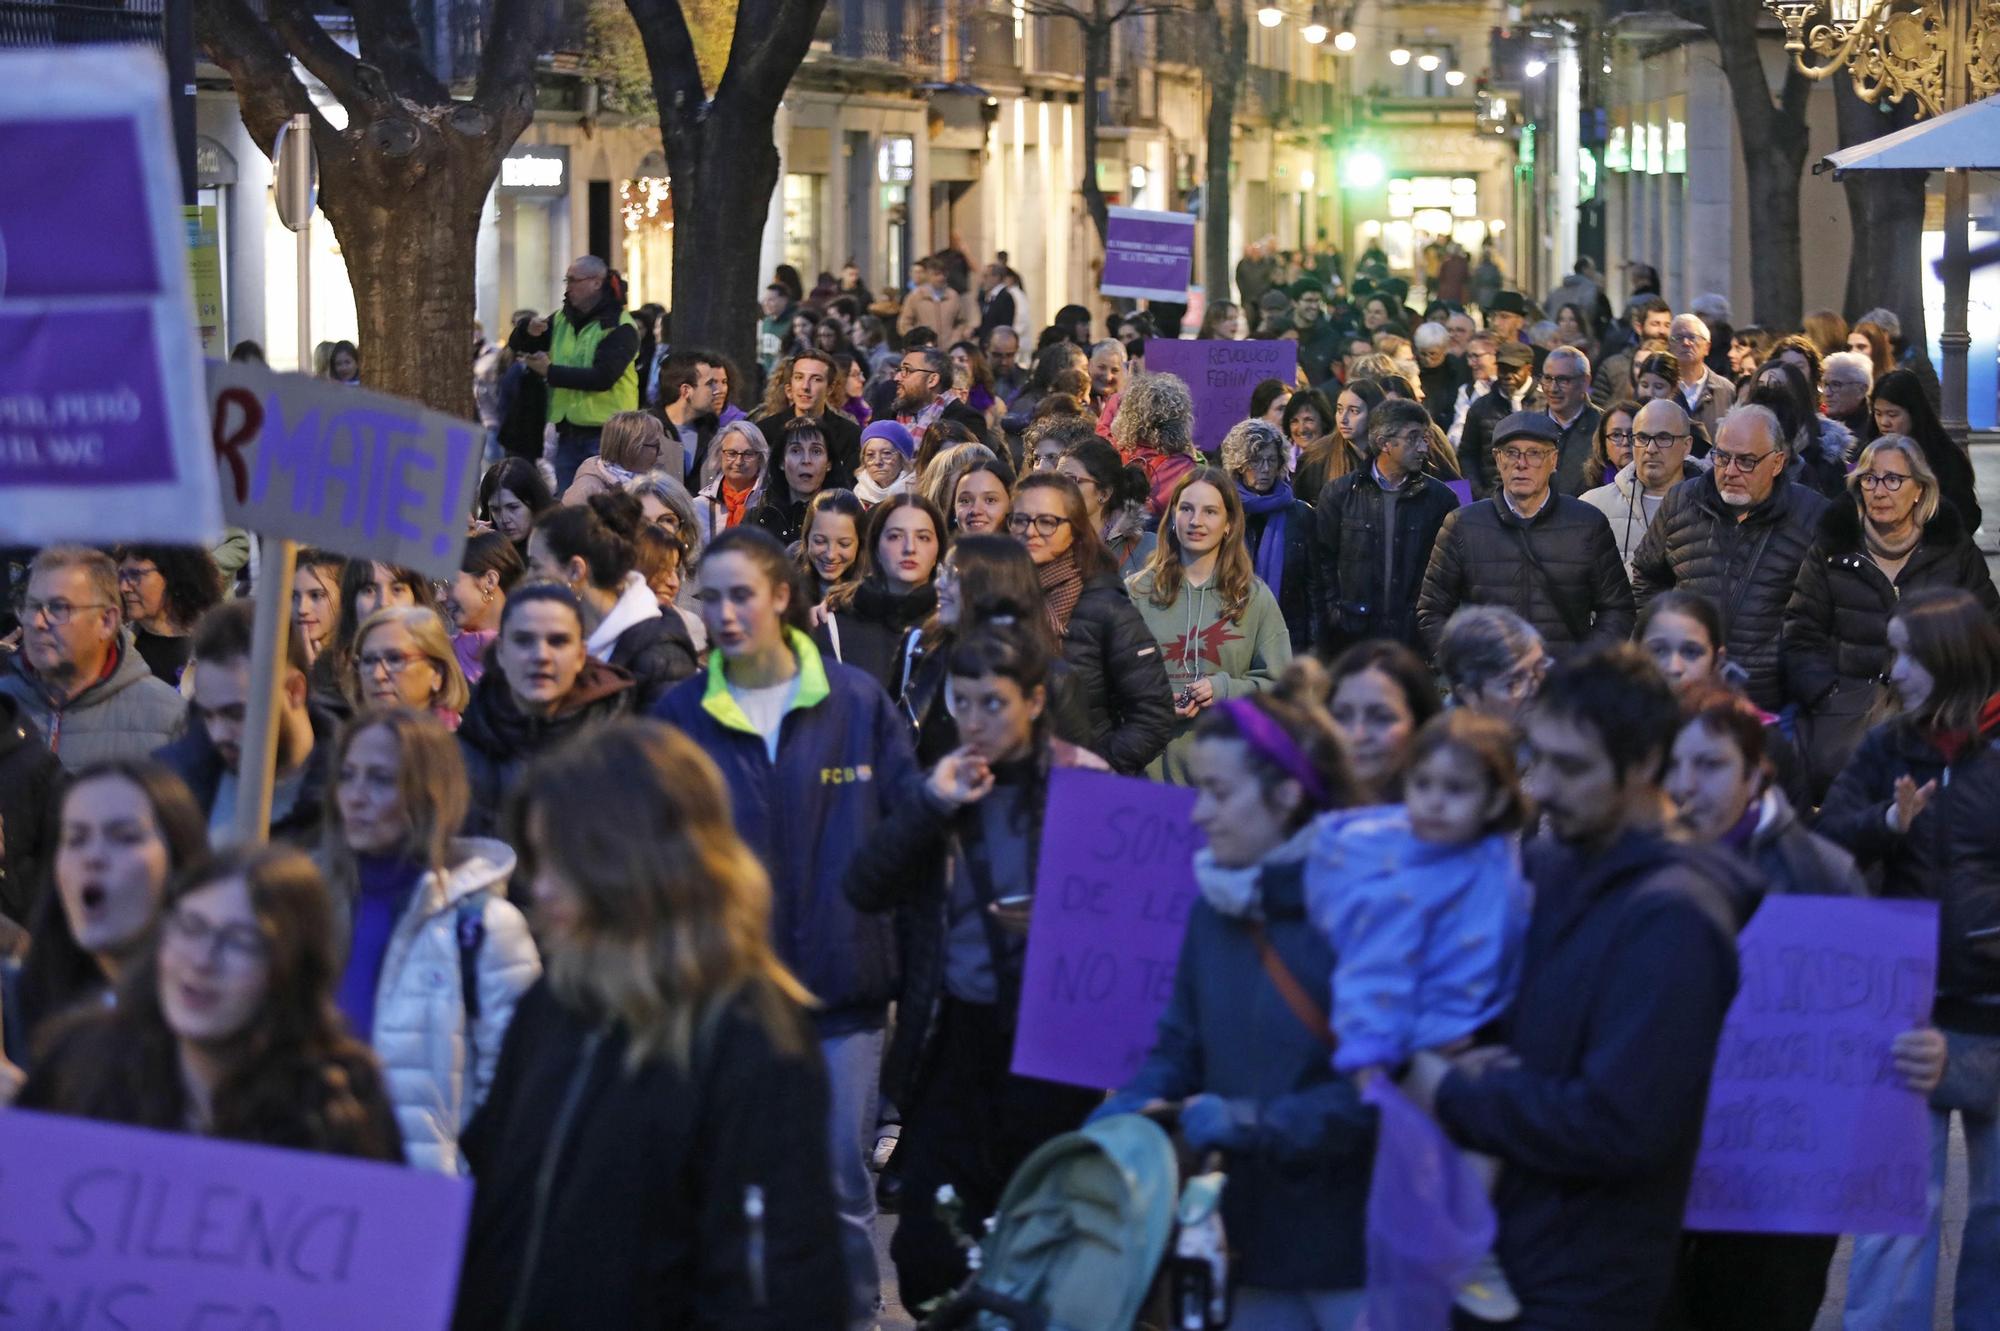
814, 580, 937, 699
0, 693, 62, 925
456, 661, 635, 840
603, 613, 698, 711
1818, 705, 2000, 1033
1416, 495, 1635, 656
1059, 570, 1176, 775
901, 641, 1096, 767
1459, 383, 1544, 497
1314, 468, 1461, 656
1630, 473, 1829, 711
1784, 500, 2000, 708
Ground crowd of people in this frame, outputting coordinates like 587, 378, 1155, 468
0, 241, 1993, 1331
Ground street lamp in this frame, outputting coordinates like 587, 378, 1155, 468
1417, 52, 1440, 71
1760, 0, 2000, 439
1333, 29, 1357, 51
1303, 20, 1328, 42
1389, 46, 1411, 65
1524, 57, 1547, 78
1257, 5, 1284, 27
1445, 68, 1466, 86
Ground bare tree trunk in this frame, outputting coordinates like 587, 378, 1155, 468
1081, 4, 1111, 247
1709, 2, 1809, 329
628, 0, 826, 383
1835, 79, 1933, 389
1199, 0, 1244, 305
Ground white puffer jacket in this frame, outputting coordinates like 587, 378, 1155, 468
358, 837, 540, 1174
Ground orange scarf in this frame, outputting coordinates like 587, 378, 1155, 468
720, 478, 755, 529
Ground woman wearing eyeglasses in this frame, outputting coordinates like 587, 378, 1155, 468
348, 607, 471, 730
18, 842, 403, 1161
1783, 435, 2000, 795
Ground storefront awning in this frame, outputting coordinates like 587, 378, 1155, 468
1817, 92, 2000, 174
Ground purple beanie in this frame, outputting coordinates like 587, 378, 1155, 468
861, 419, 916, 460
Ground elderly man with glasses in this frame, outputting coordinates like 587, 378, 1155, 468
1667, 314, 1736, 437
1580, 399, 1701, 572
1630, 404, 1830, 710
1538, 346, 1603, 499
1, 545, 184, 769
1418, 411, 1635, 658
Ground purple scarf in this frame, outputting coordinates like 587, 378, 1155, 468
1236, 480, 1294, 599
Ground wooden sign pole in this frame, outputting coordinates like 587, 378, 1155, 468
231, 538, 297, 848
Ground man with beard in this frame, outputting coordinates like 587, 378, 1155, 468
1405, 643, 1746, 1331
510, 255, 642, 492
753, 350, 862, 487
891, 345, 994, 449
156, 600, 331, 847
1289, 278, 1346, 388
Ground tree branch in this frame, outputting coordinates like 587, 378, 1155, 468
625, 0, 708, 116
265, 0, 375, 111
1778, 55, 1811, 124
715, 0, 824, 115
350, 0, 448, 104
194, 0, 325, 151
477, 0, 553, 113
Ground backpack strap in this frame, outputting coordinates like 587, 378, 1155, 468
1245, 920, 1337, 1050
1509, 523, 1592, 645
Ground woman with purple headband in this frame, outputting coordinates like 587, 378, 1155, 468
1095, 658, 1377, 1330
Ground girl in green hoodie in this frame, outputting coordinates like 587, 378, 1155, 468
1127, 465, 1292, 784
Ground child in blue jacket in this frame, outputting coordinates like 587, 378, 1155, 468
1307, 708, 1533, 1320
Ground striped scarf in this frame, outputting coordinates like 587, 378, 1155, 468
1037, 549, 1085, 635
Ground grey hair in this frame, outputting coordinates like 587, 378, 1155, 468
1364, 398, 1434, 457
1858, 306, 1902, 338
1413, 321, 1451, 352
1690, 292, 1732, 324
1545, 345, 1591, 378
1718, 403, 1786, 455
1220, 419, 1287, 476
1823, 350, 1874, 390
570, 255, 608, 279
1438, 605, 1543, 694
1671, 312, 1711, 343
697, 418, 771, 491
1109, 372, 1197, 457
626, 469, 704, 559
1849, 434, 1940, 526
1090, 339, 1127, 362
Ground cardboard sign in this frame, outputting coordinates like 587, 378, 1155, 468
207, 362, 481, 581
0, 47, 220, 544
1101, 207, 1196, 303
0, 1109, 471, 1330
1011, 770, 1206, 1089
1684, 895, 1938, 1236
1142, 340, 1299, 455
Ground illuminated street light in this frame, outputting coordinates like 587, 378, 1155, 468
1303, 20, 1328, 42
1445, 68, 1466, 86
1417, 52, 1440, 71
1524, 57, 1547, 77
1389, 46, 1411, 65
1257, 5, 1284, 27
1342, 150, 1385, 188
1333, 29, 1357, 50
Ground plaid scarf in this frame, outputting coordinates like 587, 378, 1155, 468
1037, 549, 1086, 636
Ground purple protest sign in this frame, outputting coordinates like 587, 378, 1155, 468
0, 1109, 471, 1330
1446, 479, 1473, 507
1141, 340, 1299, 456
1684, 895, 1938, 1236
0, 118, 161, 298
0, 310, 175, 485
1011, 770, 1205, 1089
1101, 206, 1196, 303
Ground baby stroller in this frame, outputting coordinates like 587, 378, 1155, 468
919, 1109, 1233, 1331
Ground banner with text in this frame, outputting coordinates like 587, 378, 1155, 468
1011, 770, 1205, 1089
1101, 207, 1196, 303
0, 1109, 471, 1330
1684, 895, 1938, 1236
1142, 340, 1299, 456
0, 47, 220, 544
207, 362, 482, 581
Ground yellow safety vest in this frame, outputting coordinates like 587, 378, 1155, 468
548, 310, 638, 428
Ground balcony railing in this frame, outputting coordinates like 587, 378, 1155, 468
0, 0, 162, 47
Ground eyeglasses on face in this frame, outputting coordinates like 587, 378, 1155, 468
1856, 470, 1912, 492
1494, 446, 1557, 467
1711, 448, 1777, 474
116, 566, 160, 585
15, 596, 113, 626
719, 448, 760, 464
1541, 373, 1586, 388
358, 649, 425, 676
163, 907, 269, 968
1006, 513, 1071, 537
1633, 432, 1688, 452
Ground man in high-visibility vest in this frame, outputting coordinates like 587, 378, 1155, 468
510, 255, 641, 492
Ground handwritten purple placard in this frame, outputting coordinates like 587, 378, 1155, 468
1011, 770, 1205, 1089
1684, 895, 1938, 1236
1142, 340, 1299, 457
1101, 207, 1195, 303
0, 1108, 471, 1330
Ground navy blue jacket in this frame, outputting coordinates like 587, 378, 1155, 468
654, 631, 920, 1031
1108, 859, 1373, 1292
1434, 828, 1749, 1330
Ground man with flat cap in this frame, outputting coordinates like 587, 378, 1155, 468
1417, 410, 1636, 658
1460, 340, 1543, 498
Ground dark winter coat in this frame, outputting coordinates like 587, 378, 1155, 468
750, 407, 862, 490
1313, 467, 1461, 656
1057, 571, 1177, 775
1783, 500, 2000, 709
1416, 495, 1635, 656
1109, 858, 1373, 1292
1459, 382, 1544, 497
653, 632, 921, 1030
1742, 788, 1865, 911
0, 693, 62, 925
1419, 358, 1470, 428
1817, 708, 2000, 1033
455, 661, 634, 839
1434, 828, 1749, 1330
814, 580, 937, 699
899, 637, 1096, 768
153, 702, 339, 847
603, 611, 698, 711
453, 980, 847, 1331
1630, 472, 1830, 712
